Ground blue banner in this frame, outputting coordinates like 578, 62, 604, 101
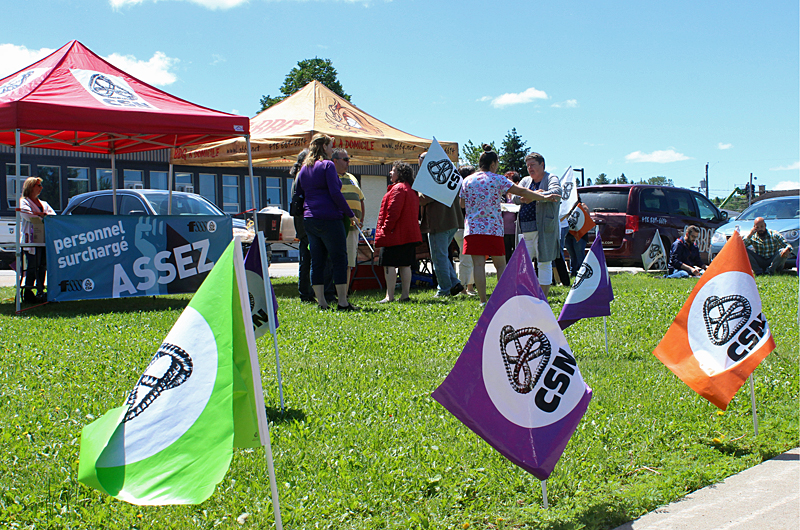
45, 215, 232, 302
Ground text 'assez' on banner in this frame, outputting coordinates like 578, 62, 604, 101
653, 231, 775, 410
433, 243, 592, 480
411, 137, 461, 207
45, 215, 232, 302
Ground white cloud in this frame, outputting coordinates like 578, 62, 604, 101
477, 96, 492, 102
625, 149, 692, 164
210, 54, 225, 66
0, 44, 55, 79
104, 51, 179, 86
774, 180, 800, 190
717, 142, 732, 150
551, 99, 578, 109
769, 161, 800, 171
488, 87, 549, 108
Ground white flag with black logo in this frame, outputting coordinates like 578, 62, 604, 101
642, 229, 666, 271
411, 137, 461, 207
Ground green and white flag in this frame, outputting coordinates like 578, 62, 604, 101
78, 239, 270, 505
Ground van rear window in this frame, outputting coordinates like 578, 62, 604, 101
581, 190, 629, 213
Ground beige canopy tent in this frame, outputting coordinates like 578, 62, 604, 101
170, 81, 458, 167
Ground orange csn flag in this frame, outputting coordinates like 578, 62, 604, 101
653, 231, 775, 410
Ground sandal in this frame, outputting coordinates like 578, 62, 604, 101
376, 298, 393, 304
337, 303, 359, 312
398, 297, 412, 303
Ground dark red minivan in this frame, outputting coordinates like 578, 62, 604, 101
580, 185, 729, 267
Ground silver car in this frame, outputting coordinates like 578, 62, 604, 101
709, 196, 799, 265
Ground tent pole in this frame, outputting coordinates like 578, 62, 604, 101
603, 316, 609, 355
167, 163, 174, 214
110, 145, 117, 215
749, 373, 759, 436
247, 135, 285, 411
14, 129, 22, 315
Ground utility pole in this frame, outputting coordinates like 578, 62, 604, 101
748, 172, 753, 207
705, 163, 709, 198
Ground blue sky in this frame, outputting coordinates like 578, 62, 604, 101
3, 0, 798, 197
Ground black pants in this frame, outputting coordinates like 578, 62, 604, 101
24, 247, 47, 295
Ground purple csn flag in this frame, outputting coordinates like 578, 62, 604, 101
243, 237, 279, 338
432, 243, 592, 480
558, 236, 614, 329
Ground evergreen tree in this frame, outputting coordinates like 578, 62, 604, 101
499, 128, 529, 174
260, 58, 350, 111
618, 173, 628, 184
595, 173, 609, 185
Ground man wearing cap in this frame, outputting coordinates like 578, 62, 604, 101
332, 148, 366, 287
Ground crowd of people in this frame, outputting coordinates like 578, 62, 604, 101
289, 139, 575, 310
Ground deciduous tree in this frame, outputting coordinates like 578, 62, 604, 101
259, 58, 350, 111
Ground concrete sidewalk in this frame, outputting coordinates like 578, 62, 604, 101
612, 447, 799, 530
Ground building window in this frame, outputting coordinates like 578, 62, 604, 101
97, 169, 113, 190
266, 177, 281, 207
150, 171, 168, 190
244, 176, 261, 211
37, 165, 62, 211
124, 169, 144, 189
175, 172, 193, 193
199, 173, 217, 205
67, 167, 90, 198
222, 175, 240, 213
286, 177, 294, 208
6, 163, 30, 208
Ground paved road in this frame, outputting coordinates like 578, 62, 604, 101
612, 447, 799, 530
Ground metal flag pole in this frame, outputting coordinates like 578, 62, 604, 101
246, 135, 285, 411
14, 129, 22, 315
110, 144, 117, 215
603, 316, 609, 355
541, 480, 549, 509
167, 163, 174, 214
748, 373, 759, 436
356, 224, 374, 253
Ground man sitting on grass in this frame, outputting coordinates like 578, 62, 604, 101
743, 217, 792, 275
666, 225, 706, 278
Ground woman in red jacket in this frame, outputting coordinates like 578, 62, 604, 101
375, 161, 422, 303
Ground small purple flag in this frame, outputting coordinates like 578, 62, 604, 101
558, 236, 614, 330
243, 237, 279, 337
432, 243, 592, 480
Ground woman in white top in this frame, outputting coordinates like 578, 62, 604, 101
19, 177, 56, 302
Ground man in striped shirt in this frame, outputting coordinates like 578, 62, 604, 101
743, 217, 791, 275
332, 148, 366, 286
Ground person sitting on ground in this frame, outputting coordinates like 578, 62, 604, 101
743, 217, 792, 275
666, 225, 706, 278
19, 176, 56, 303
375, 161, 422, 303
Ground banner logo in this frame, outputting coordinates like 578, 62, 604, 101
573, 262, 593, 290
428, 159, 459, 190
0, 68, 50, 99
324, 98, 384, 136
567, 209, 580, 230
562, 182, 573, 200
499, 325, 550, 394
188, 220, 217, 233
70, 69, 157, 109
650, 242, 663, 259
703, 295, 751, 346
124, 343, 193, 422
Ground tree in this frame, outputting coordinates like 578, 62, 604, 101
586, 178, 593, 186
461, 140, 497, 168
647, 176, 674, 186
499, 128, 529, 175
616, 173, 628, 184
595, 173, 609, 185
259, 58, 350, 111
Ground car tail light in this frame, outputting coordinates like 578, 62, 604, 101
625, 215, 639, 235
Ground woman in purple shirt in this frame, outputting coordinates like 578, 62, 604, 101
295, 134, 358, 311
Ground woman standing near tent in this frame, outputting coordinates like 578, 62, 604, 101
19, 176, 56, 303
460, 145, 537, 306
374, 161, 422, 303
295, 134, 358, 311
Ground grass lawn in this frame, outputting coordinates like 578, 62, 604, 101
0, 272, 797, 529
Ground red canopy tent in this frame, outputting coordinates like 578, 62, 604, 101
0, 40, 256, 312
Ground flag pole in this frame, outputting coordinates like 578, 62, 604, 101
246, 136, 285, 411
234, 237, 283, 530
541, 480, 548, 509
748, 373, 759, 436
603, 316, 609, 355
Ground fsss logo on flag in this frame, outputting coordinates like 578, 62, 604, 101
653, 232, 775, 409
